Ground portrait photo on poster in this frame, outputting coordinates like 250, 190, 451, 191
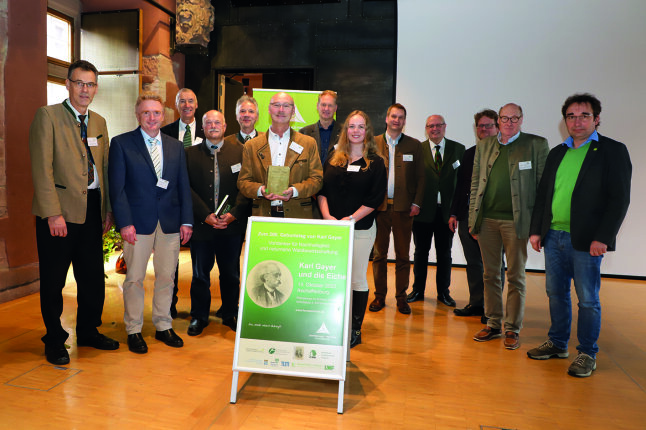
247, 260, 294, 308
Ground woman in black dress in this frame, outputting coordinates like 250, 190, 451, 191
318, 110, 387, 348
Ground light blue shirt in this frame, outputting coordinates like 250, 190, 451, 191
563, 129, 598, 149
141, 129, 163, 176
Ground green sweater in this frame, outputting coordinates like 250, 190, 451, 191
481, 143, 513, 220
550, 143, 590, 232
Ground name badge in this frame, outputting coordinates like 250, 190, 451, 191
289, 142, 303, 154
452, 160, 460, 169
194, 137, 203, 145
87, 137, 98, 147
157, 178, 169, 189
347, 165, 361, 172
403, 154, 413, 162
231, 163, 241, 174
519, 161, 532, 170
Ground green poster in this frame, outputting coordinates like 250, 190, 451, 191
253, 88, 333, 133
233, 217, 353, 380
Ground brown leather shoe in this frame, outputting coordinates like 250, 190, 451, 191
397, 298, 411, 315
504, 331, 520, 350
369, 297, 385, 312
473, 326, 502, 342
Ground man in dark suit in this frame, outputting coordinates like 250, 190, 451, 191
370, 103, 425, 315
109, 93, 193, 354
299, 90, 342, 164
160, 88, 205, 147
224, 95, 261, 146
407, 115, 465, 307
237, 92, 323, 219
160, 88, 205, 318
527, 93, 631, 377
450, 109, 503, 321
29, 60, 119, 365
185, 110, 250, 334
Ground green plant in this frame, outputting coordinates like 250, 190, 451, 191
102, 225, 123, 263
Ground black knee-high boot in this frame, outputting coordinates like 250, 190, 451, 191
351, 291, 369, 348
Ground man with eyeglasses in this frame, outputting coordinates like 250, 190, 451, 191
29, 60, 119, 365
237, 92, 323, 218
451, 109, 505, 321
527, 93, 631, 377
299, 90, 342, 164
160, 88, 205, 319
407, 115, 464, 308
185, 110, 250, 334
224, 95, 262, 146
469, 103, 549, 350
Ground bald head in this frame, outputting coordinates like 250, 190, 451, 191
425, 115, 447, 144
202, 110, 226, 144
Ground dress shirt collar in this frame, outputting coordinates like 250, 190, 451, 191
64, 99, 88, 124
563, 129, 598, 149
497, 131, 521, 145
207, 139, 224, 154
430, 138, 445, 151
268, 126, 291, 141
141, 128, 161, 146
386, 132, 402, 146
240, 130, 257, 141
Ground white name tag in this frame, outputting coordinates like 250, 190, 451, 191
231, 163, 241, 173
87, 137, 98, 147
194, 137, 203, 145
156, 178, 169, 189
403, 154, 413, 162
347, 165, 361, 172
519, 161, 532, 170
289, 142, 303, 154
452, 160, 460, 169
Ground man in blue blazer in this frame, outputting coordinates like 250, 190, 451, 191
109, 93, 193, 354
528, 93, 631, 377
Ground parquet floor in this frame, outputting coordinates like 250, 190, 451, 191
1, 250, 645, 429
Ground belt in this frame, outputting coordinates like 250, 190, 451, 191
271, 203, 284, 213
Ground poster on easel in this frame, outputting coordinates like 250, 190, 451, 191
230, 216, 354, 413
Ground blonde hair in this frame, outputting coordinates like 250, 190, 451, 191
329, 110, 383, 170
135, 92, 164, 110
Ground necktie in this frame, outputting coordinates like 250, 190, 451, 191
149, 138, 162, 178
183, 124, 192, 148
212, 144, 220, 208
434, 145, 443, 171
78, 114, 95, 185
244, 135, 251, 142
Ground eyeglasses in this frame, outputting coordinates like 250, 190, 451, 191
477, 123, 496, 129
426, 123, 446, 129
499, 116, 522, 123
270, 103, 294, 109
69, 79, 97, 89
565, 113, 594, 122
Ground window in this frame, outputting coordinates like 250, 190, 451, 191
47, 9, 73, 65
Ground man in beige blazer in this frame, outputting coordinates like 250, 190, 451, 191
370, 103, 425, 315
29, 60, 118, 366
237, 92, 323, 219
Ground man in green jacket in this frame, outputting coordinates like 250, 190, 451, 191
468, 103, 549, 350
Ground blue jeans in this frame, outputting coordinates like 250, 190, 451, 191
543, 229, 602, 358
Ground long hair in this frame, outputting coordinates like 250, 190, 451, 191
329, 110, 383, 170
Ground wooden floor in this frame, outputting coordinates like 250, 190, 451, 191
1, 250, 645, 430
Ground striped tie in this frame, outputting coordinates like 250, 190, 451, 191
183, 124, 192, 148
149, 138, 162, 178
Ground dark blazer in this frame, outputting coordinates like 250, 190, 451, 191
415, 138, 465, 224
299, 120, 342, 161
375, 133, 425, 212
160, 118, 205, 142
530, 134, 631, 252
185, 139, 250, 239
450, 145, 475, 222
108, 127, 193, 235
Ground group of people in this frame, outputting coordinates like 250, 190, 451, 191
30, 60, 631, 379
